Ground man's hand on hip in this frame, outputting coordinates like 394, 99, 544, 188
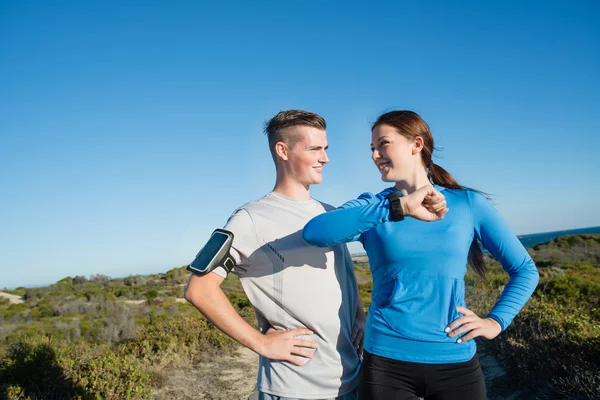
259, 327, 318, 366
351, 306, 366, 357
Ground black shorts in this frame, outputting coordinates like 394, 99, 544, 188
358, 351, 487, 400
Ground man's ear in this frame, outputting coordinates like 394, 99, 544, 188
275, 141, 289, 161
412, 136, 424, 155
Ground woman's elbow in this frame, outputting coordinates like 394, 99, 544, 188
302, 217, 333, 247
519, 259, 540, 290
302, 225, 329, 247
531, 262, 540, 287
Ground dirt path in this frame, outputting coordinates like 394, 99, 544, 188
0, 291, 25, 304
151, 346, 258, 400
150, 346, 518, 400
121, 298, 188, 305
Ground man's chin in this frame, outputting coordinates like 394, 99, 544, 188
310, 176, 323, 185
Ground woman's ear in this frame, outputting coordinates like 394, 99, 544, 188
275, 141, 289, 161
413, 136, 424, 155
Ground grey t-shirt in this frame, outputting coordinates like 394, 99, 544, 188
214, 192, 361, 398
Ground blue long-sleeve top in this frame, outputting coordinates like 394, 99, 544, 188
303, 186, 539, 364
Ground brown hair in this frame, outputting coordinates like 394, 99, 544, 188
372, 110, 487, 279
264, 110, 326, 165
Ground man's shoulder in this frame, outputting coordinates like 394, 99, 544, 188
226, 193, 292, 223
312, 198, 335, 212
223, 195, 273, 231
230, 193, 273, 213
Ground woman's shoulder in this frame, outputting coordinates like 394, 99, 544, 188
363, 187, 396, 201
351, 188, 395, 201
338, 188, 395, 208
442, 188, 491, 209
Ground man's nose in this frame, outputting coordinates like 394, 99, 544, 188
320, 150, 330, 164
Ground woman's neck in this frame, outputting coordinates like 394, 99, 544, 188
393, 168, 430, 195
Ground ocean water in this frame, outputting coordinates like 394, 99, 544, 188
352, 226, 600, 257
518, 226, 600, 248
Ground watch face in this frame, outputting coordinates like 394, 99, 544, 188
387, 192, 404, 221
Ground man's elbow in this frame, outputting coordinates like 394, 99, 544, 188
184, 273, 223, 307
183, 286, 194, 303
184, 275, 203, 305
184, 284, 198, 307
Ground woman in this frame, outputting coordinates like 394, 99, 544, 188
302, 111, 539, 400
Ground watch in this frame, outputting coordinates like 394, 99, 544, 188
386, 191, 404, 222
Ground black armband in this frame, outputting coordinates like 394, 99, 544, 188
386, 191, 404, 222
187, 229, 236, 275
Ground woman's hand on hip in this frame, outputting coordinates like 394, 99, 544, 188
445, 306, 502, 343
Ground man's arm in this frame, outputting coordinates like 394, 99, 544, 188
184, 272, 318, 366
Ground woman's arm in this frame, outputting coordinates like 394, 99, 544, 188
303, 185, 448, 247
469, 191, 540, 331
303, 191, 390, 247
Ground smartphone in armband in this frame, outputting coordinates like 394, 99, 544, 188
187, 229, 236, 275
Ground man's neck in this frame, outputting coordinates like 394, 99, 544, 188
273, 177, 311, 201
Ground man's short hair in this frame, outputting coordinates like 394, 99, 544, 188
264, 110, 326, 165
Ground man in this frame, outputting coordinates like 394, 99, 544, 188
185, 110, 364, 400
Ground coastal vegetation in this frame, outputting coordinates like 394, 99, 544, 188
468, 234, 600, 399
1, 234, 598, 399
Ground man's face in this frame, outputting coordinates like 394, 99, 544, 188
284, 126, 329, 186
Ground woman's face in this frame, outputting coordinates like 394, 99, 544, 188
371, 124, 420, 182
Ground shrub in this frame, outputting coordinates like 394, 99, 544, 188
358, 281, 372, 311
0, 339, 152, 399
72, 276, 88, 285
227, 292, 251, 310
99, 308, 137, 344
165, 266, 188, 285
121, 314, 236, 368
89, 274, 110, 286
62, 343, 151, 399
485, 300, 600, 398
145, 289, 159, 301
0, 341, 76, 399
535, 269, 600, 312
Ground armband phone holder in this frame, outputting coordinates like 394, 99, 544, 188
187, 229, 236, 275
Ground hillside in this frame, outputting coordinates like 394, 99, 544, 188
1, 234, 599, 399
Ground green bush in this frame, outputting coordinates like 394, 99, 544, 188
0, 339, 151, 399
485, 300, 600, 398
145, 289, 159, 301
358, 281, 372, 311
121, 314, 236, 369
535, 269, 600, 313
228, 292, 251, 310
61, 343, 151, 399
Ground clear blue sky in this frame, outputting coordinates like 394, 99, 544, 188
1, 1, 599, 289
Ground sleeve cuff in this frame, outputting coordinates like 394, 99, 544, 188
211, 266, 228, 278
486, 314, 505, 332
